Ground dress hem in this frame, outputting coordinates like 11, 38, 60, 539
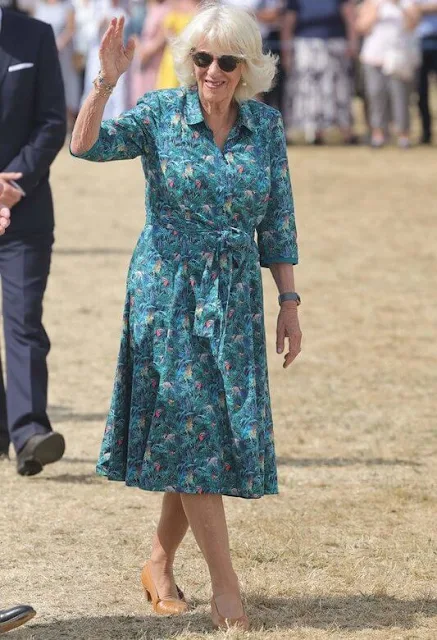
96, 467, 278, 499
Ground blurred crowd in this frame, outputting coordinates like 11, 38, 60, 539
9, 0, 437, 146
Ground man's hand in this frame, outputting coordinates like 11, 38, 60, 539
0, 172, 23, 208
0, 185, 11, 236
0, 206, 11, 236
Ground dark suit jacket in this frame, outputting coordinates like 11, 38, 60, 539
0, 8, 66, 237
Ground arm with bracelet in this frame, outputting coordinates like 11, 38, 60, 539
70, 16, 136, 157
256, 114, 302, 369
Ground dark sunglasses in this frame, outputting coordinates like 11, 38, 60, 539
191, 50, 244, 73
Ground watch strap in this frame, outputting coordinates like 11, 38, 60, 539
278, 292, 301, 306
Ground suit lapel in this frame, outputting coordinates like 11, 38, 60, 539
0, 11, 15, 90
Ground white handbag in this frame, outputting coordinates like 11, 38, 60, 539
382, 37, 422, 81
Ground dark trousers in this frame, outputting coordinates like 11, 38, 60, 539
418, 43, 437, 140
0, 233, 53, 454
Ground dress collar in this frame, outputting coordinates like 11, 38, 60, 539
184, 86, 255, 133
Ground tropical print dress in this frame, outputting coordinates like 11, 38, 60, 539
72, 87, 298, 498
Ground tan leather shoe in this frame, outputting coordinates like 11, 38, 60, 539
141, 562, 188, 615
211, 597, 250, 631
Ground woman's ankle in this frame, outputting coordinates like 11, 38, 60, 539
212, 590, 244, 619
211, 570, 241, 598
149, 552, 175, 571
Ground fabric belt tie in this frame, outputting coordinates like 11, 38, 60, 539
192, 227, 257, 358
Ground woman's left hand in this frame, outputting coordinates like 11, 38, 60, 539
276, 302, 302, 369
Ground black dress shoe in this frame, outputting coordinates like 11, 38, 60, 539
0, 443, 9, 461
0, 605, 36, 633
420, 134, 432, 145
17, 432, 65, 476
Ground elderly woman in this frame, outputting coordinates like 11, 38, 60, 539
71, 3, 301, 630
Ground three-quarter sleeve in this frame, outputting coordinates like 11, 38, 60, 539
257, 113, 298, 268
70, 92, 161, 162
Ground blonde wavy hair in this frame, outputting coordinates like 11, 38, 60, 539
171, 1, 278, 103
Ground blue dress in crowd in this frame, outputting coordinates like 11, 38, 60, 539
73, 87, 298, 498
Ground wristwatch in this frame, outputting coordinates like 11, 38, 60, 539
278, 292, 301, 306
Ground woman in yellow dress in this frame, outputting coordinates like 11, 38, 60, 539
156, 0, 199, 89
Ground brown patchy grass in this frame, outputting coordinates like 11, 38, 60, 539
1, 113, 437, 639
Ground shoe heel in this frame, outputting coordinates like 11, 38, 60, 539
144, 588, 152, 602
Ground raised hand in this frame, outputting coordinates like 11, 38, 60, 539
99, 16, 136, 85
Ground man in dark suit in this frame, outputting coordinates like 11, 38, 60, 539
0, 0, 67, 475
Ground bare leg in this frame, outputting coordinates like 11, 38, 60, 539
148, 493, 189, 600
180, 494, 244, 619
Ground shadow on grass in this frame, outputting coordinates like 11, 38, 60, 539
49, 409, 108, 424
277, 457, 421, 468
36, 473, 101, 485
249, 594, 437, 631
61, 457, 98, 465
54, 248, 132, 256
11, 596, 437, 638
12, 612, 211, 640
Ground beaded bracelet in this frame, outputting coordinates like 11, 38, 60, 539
93, 70, 116, 97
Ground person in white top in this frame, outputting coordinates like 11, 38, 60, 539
357, 0, 421, 147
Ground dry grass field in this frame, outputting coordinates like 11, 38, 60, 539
1, 121, 437, 639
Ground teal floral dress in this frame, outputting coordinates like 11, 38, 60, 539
72, 87, 298, 498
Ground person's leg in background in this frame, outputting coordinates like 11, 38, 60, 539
363, 63, 389, 147
389, 75, 411, 148
0, 233, 65, 475
418, 48, 432, 143
418, 46, 437, 144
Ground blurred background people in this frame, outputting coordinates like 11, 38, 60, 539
416, 0, 437, 143
155, 0, 198, 89
257, 0, 287, 113
357, 0, 421, 148
72, 0, 96, 98
130, 0, 168, 105
281, 0, 358, 145
124, 0, 146, 40
34, 0, 81, 131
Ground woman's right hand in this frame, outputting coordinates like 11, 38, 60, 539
99, 16, 136, 85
